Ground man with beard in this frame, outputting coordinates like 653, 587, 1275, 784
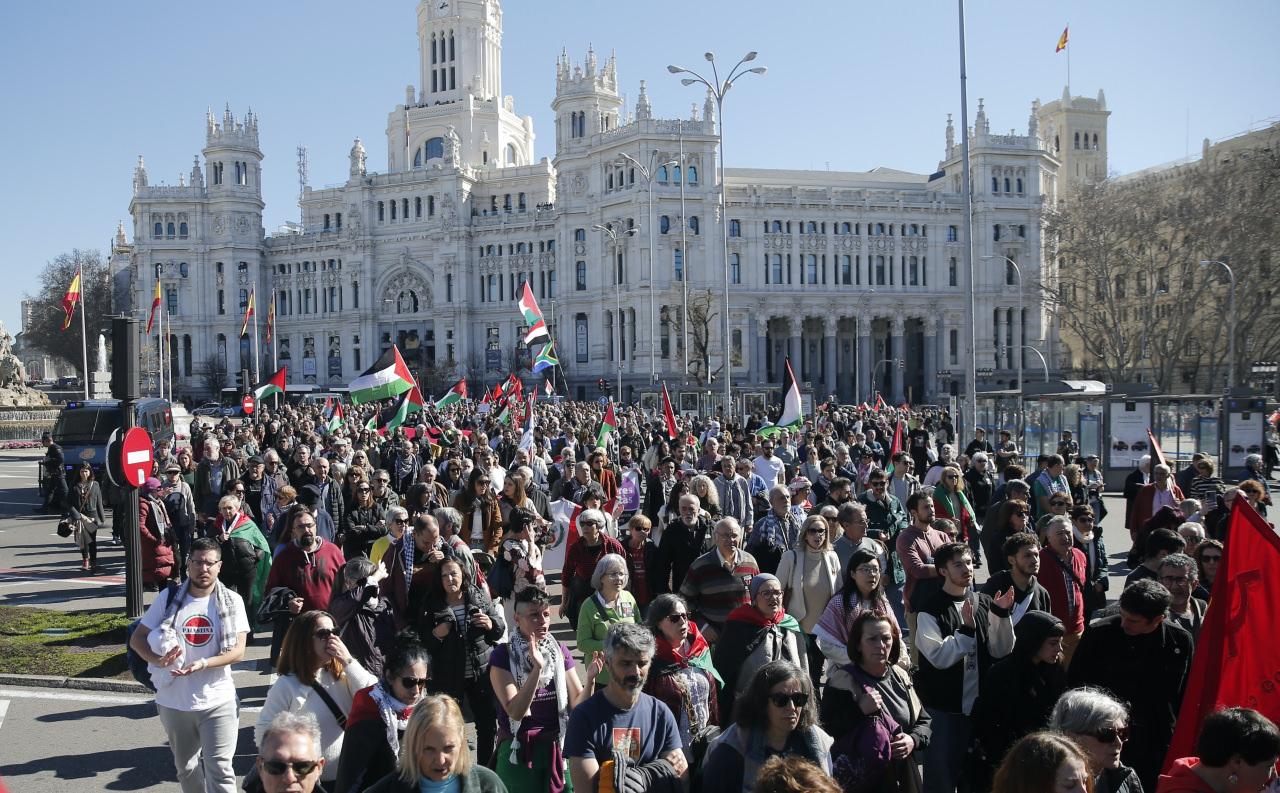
195, 437, 241, 526
566, 622, 687, 793
979, 532, 1052, 624
643, 457, 679, 526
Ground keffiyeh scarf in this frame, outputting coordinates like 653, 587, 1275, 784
369, 680, 415, 759
506, 629, 568, 767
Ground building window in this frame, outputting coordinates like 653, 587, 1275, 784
660, 215, 670, 234
770, 254, 783, 285
947, 225, 958, 242
576, 261, 587, 291
805, 255, 817, 284
377, 202, 384, 221
729, 219, 741, 237
217, 290, 225, 315
875, 256, 886, 285
179, 222, 189, 237
840, 255, 852, 285
673, 249, 684, 282
574, 228, 586, 242
182, 335, 192, 376
689, 216, 699, 235
949, 330, 959, 365
657, 165, 668, 182
993, 224, 1001, 241
909, 256, 919, 286
730, 253, 741, 284
949, 257, 958, 286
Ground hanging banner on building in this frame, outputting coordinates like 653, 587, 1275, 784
1109, 401, 1152, 468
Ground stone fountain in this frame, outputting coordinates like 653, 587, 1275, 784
0, 323, 50, 408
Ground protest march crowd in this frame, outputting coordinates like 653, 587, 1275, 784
36, 381, 1278, 793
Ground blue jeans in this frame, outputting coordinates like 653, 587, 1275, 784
923, 707, 971, 793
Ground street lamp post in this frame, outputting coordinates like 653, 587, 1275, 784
668, 51, 766, 418
1021, 345, 1050, 382
1200, 260, 1236, 393
619, 151, 678, 386
595, 223, 634, 404
983, 254, 1024, 442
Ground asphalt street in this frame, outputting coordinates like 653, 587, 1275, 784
0, 446, 1137, 792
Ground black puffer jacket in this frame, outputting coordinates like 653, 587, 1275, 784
419, 585, 505, 698
341, 503, 387, 560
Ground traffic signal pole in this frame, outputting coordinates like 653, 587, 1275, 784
112, 316, 144, 619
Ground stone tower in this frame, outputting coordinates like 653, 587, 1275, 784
1035, 87, 1110, 193
552, 45, 622, 153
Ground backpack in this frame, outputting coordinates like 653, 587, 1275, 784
487, 549, 516, 599
125, 582, 181, 692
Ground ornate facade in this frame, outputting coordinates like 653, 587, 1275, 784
114, 0, 1096, 406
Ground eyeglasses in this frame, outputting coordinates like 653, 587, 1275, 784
477, 479, 491, 486
768, 692, 810, 709
400, 676, 429, 689
854, 564, 880, 575
632, 526, 651, 533
1088, 726, 1129, 744
579, 520, 602, 527
261, 759, 322, 777
1159, 576, 1190, 586
392, 517, 407, 524
757, 589, 784, 599
189, 558, 221, 569
666, 612, 689, 623
357, 487, 371, 492
806, 528, 826, 535
314, 628, 336, 640
944, 474, 960, 480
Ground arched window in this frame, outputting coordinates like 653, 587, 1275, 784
1092, 133, 1099, 149
1016, 178, 1024, 193
688, 166, 698, 184
154, 222, 163, 237
518, 193, 527, 210
659, 215, 670, 234
425, 137, 444, 162
390, 201, 397, 220
841, 222, 851, 234
606, 172, 614, 190
949, 257, 958, 286
179, 222, 188, 237
574, 228, 586, 242
628, 168, 635, 184
428, 195, 436, 216
575, 261, 587, 290
689, 216, 699, 235
806, 221, 818, 234
673, 165, 681, 183
377, 201, 385, 221
991, 176, 999, 193
1074, 131, 1081, 149
729, 219, 741, 237
415, 197, 422, 218
507, 144, 518, 166
771, 220, 783, 233
1004, 178, 1011, 193
875, 223, 885, 236
993, 225, 1001, 241
657, 165, 668, 182
166, 222, 175, 237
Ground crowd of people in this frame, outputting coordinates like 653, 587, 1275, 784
89, 394, 1278, 793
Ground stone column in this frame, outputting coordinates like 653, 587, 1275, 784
751, 315, 766, 385
923, 316, 939, 403
857, 314, 873, 404
1012, 305, 1023, 384
787, 318, 803, 382
823, 316, 838, 402
890, 315, 905, 405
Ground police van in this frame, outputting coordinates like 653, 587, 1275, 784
45, 399, 174, 496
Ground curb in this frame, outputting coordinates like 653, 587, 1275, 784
0, 672, 151, 696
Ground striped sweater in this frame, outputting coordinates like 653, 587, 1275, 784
680, 549, 759, 632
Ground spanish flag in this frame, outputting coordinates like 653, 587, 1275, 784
60, 270, 81, 331
240, 288, 255, 337
146, 280, 161, 334
1056, 26, 1069, 53
265, 296, 275, 345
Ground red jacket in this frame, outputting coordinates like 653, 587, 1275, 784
1129, 483, 1185, 537
1156, 758, 1215, 793
138, 494, 175, 585
1038, 546, 1087, 634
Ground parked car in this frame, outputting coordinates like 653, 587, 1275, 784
192, 401, 224, 417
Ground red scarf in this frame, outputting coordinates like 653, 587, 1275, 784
727, 603, 787, 628
654, 621, 712, 667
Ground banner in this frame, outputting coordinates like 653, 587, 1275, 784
1109, 401, 1152, 467
619, 470, 641, 512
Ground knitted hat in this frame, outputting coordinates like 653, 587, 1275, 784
749, 573, 781, 600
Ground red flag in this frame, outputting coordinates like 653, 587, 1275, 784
1165, 499, 1280, 771
146, 280, 161, 335
61, 270, 82, 331
890, 419, 904, 459
266, 297, 275, 345
1146, 428, 1167, 470
874, 395, 887, 412
661, 382, 678, 439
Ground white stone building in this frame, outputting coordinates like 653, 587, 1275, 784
113, 0, 1101, 407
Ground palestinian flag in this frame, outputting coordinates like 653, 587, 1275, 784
518, 282, 551, 346
363, 413, 378, 432
596, 401, 617, 448
252, 366, 288, 402
874, 395, 887, 412
146, 280, 161, 334
885, 418, 904, 476
759, 357, 803, 438
348, 346, 416, 404
661, 382, 678, 439
435, 378, 467, 409
496, 402, 512, 425
532, 342, 559, 374
325, 402, 345, 434
384, 386, 426, 433
549, 498, 584, 550
61, 269, 82, 331
502, 373, 523, 400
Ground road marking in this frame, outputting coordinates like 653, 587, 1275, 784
0, 688, 151, 705
0, 700, 8, 732
0, 571, 125, 586
0, 500, 43, 505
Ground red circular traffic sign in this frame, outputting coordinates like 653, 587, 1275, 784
119, 427, 154, 488
241, 394, 255, 415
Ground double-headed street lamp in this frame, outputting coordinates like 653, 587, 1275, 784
668, 51, 766, 418
618, 151, 679, 385
1200, 259, 1236, 393
983, 254, 1024, 440
594, 222, 635, 405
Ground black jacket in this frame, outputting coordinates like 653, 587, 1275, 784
979, 570, 1053, 616
335, 716, 397, 793
341, 503, 387, 559
420, 585, 505, 698
1075, 533, 1109, 619
329, 587, 397, 679
655, 518, 709, 595
1069, 614, 1193, 791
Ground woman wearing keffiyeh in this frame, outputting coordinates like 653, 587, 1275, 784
643, 594, 723, 758
489, 587, 602, 793
335, 640, 430, 793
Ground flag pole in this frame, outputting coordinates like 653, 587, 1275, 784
271, 291, 280, 410
1066, 21, 1071, 93
158, 297, 165, 401
251, 287, 261, 387
79, 265, 89, 400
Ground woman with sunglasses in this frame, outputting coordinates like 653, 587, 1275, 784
1194, 539, 1223, 598
776, 515, 841, 691
644, 593, 722, 768
370, 506, 409, 567
821, 611, 929, 793
701, 660, 832, 793
933, 464, 980, 564
422, 557, 505, 766
335, 639, 430, 793
341, 466, 369, 516
1049, 687, 1143, 793
453, 468, 503, 556
1071, 505, 1109, 621
257, 610, 378, 786
341, 478, 389, 560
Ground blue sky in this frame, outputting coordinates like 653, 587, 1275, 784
2, 0, 1277, 339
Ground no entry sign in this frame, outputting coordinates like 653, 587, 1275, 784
241, 394, 255, 415
119, 427, 153, 488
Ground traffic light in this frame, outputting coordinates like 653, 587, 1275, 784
898, 359, 905, 370
597, 378, 607, 393
234, 368, 250, 392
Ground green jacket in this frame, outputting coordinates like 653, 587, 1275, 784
365, 765, 506, 793
576, 590, 639, 684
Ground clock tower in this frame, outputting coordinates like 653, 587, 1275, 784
417, 0, 502, 105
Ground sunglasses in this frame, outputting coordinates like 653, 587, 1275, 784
261, 759, 321, 777
314, 628, 336, 640
580, 520, 602, 527
1201, 555, 1222, 563
666, 612, 689, 623
357, 487, 371, 492
806, 528, 826, 535
400, 676, 429, 689
477, 479, 491, 486
1089, 726, 1129, 744
768, 692, 810, 709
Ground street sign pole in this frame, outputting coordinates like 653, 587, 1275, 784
112, 316, 145, 619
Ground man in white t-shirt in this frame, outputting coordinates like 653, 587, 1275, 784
752, 439, 786, 487
129, 537, 249, 793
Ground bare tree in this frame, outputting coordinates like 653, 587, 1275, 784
198, 354, 228, 398
668, 288, 725, 387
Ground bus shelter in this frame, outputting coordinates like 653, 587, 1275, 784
1102, 391, 1222, 488
1019, 380, 1108, 466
